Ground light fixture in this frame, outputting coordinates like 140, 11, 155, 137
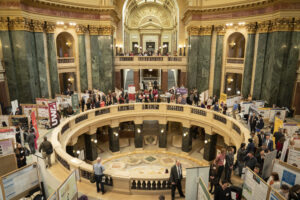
161, 129, 164, 133
238, 22, 245, 26
183, 132, 188, 137
69, 22, 76, 26
57, 21, 64, 25
115, 44, 119, 48
227, 77, 234, 83
114, 132, 119, 136
237, 91, 241, 95
226, 23, 233, 26
204, 140, 208, 144
119, 44, 123, 48
68, 78, 71, 81
183, 44, 186, 48
227, 88, 232, 91
91, 138, 94, 142
76, 150, 80, 154
179, 45, 183, 48
137, 128, 141, 133
94, 139, 97, 143
66, 41, 72, 47
149, 69, 153, 72
229, 41, 236, 48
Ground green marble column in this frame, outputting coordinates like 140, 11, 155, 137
109, 127, 119, 152
134, 124, 143, 148
197, 35, 212, 93
33, 32, 49, 98
0, 29, 18, 101
182, 127, 192, 153
187, 36, 199, 90
84, 134, 98, 161
253, 33, 268, 100
90, 35, 100, 89
78, 34, 88, 91
46, 33, 60, 97
158, 124, 167, 148
203, 133, 217, 161
213, 34, 224, 97
242, 33, 256, 98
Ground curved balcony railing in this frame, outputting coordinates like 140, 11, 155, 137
51, 103, 250, 194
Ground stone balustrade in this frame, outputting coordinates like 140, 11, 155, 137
51, 103, 250, 194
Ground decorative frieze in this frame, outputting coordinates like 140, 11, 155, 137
89, 25, 99, 35
44, 22, 56, 33
8, 17, 32, 31
246, 22, 257, 34
76, 25, 88, 35
187, 26, 199, 36
214, 25, 226, 35
257, 21, 271, 33
88, 25, 114, 35
270, 18, 294, 32
295, 18, 300, 32
0, 17, 9, 31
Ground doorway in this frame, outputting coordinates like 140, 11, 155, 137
59, 72, 77, 95
224, 73, 242, 96
146, 42, 155, 54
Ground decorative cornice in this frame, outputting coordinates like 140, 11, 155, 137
88, 25, 99, 35
246, 22, 257, 34
32, 20, 45, 32
214, 25, 226, 35
257, 21, 271, 33
199, 26, 213, 36
8, 17, 32, 31
0, 17, 9, 31
45, 22, 55, 33
269, 18, 294, 32
88, 25, 114, 36
295, 18, 300, 32
76, 25, 88, 35
187, 26, 199, 36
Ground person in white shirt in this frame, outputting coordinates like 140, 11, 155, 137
267, 172, 281, 191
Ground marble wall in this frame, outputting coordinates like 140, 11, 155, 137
242, 33, 255, 98
188, 35, 212, 93
78, 34, 88, 91
90, 35, 114, 93
213, 35, 223, 97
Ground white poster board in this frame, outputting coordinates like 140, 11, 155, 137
272, 159, 300, 187
37, 106, 49, 118
0, 139, 14, 157
185, 166, 210, 200
0, 116, 10, 127
0, 129, 15, 142
58, 171, 77, 200
241, 102, 253, 115
287, 148, 300, 168
283, 124, 300, 137
2, 164, 39, 200
262, 150, 277, 179
11, 100, 18, 115
242, 168, 269, 200
197, 177, 211, 200
269, 109, 287, 122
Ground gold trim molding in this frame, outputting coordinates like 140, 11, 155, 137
32, 20, 45, 32
8, 17, 32, 31
0, 17, 9, 31
215, 25, 226, 35
199, 26, 213, 36
246, 23, 257, 34
76, 25, 88, 35
45, 22, 56, 33
88, 25, 114, 36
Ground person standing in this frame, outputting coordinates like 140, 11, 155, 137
263, 133, 274, 151
169, 160, 185, 200
224, 147, 234, 183
244, 151, 257, 170
232, 101, 238, 119
249, 113, 258, 133
93, 157, 106, 194
214, 180, 232, 200
237, 143, 247, 177
27, 129, 36, 154
209, 159, 218, 194
81, 97, 85, 112
256, 115, 264, 132
39, 137, 53, 168
215, 148, 226, 182
15, 143, 27, 168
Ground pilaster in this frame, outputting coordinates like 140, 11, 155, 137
182, 127, 192, 153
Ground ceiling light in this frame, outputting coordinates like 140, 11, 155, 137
227, 88, 232, 91
57, 21, 64, 25
226, 23, 233, 26
94, 139, 97, 143
69, 22, 76, 26
76, 150, 80, 154
238, 22, 245, 26
237, 91, 241, 95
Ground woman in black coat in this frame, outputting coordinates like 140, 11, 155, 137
209, 159, 218, 194
15, 143, 27, 168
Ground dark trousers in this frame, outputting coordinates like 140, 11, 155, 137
224, 166, 232, 182
171, 179, 184, 199
95, 174, 105, 193
217, 165, 224, 182
29, 143, 35, 154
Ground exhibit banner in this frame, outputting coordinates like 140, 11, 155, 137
128, 85, 136, 101
242, 168, 269, 200
287, 148, 300, 168
197, 177, 211, 200
11, 100, 18, 115
262, 150, 277, 179
37, 105, 49, 118
0, 139, 14, 157
58, 171, 77, 200
48, 102, 60, 128
0, 129, 15, 142
2, 163, 40, 200
272, 159, 300, 187
219, 93, 227, 105
71, 94, 80, 114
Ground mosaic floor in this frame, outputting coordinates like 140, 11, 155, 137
102, 152, 201, 179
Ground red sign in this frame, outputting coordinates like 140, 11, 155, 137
128, 85, 136, 101
48, 102, 60, 128
31, 111, 39, 149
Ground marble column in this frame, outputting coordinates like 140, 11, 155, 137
242, 23, 257, 98
77, 26, 88, 92
161, 69, 168, 92
158, 124, 167, 148
203, 130, 217, 161
109, 126, 120, 152
213, 26, 225, 97
187, 27, 199, 90
182, 127, 192, 153
134, 69, 140, 91
115, 70, 121, 89
134, 124, 143, 148
84, 133, 98, 161
45, 23, 60, 97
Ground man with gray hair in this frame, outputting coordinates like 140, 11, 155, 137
93, 157, 106, 194
169, 160, 185, 200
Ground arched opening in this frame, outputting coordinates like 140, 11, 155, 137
227, 32, 245, 58
56, 32, 75, 58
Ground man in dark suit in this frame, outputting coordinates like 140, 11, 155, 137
263, 133, 274, 151
170, 160, 185, 200
249, 113, 258, 133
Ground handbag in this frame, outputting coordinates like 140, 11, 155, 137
90, 174, 96, 183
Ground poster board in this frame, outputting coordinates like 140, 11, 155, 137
268, 188, 286, 200
0, 139, 14, 157
21, 104, 37, 117
287, 148, 300, 168
37, 105, 49, 119
258, 108, 271, 119
242, 167, 269, 200
47, 191, 57, 200
262, 150, 277, 179
185, 166, 210, 200
1, 163, 40, 200
128, 85, 136, 101
0, 129, 15, 142
241, 102, 253, 115
0, 154, 17, 177
57, 170, 77, 200
0, 183, 3, 200
283, 123, 300, 137
197, 177, 211, 200
55, 95, 71, 109
269, 109, 287, 122
272, 159, 300, 187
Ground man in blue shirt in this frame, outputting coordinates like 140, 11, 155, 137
93, 157, 106, 194
232, 101, 238, 119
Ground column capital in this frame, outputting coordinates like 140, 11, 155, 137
45, 22, 56, 33
257, 21, 271, 33
32, 20, 45, 33
187, 26, 199, 36
295, 18, 300, 32
99, 25, 114, 36
215, 25, 226, 35
76, 24, 88, 35
270, 18, 294, 32
8, 17, 32, 31
246, 22, 257, 34
199, 25, 213, 36
0, 17, 9, 31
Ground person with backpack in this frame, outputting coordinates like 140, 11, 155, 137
39, 137, 53, 168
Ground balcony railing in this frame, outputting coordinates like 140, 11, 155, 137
226, 58, 244, 64
116, 56, 186, 62
57, 57, 75, 63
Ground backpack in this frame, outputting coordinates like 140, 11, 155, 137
46, 144, 53, 155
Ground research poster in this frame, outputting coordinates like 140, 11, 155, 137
2, 164, 39, 200
262, 150, 277, 179
287, 148, 300, 167
242, 168, 269, 200
48, 191, 57, 200
0, 139, 14, 156
0, 129, 15, 142
272, 160, 300, 187
58, 171, 77, 200
38, 105, 49, 118
197, 177, 211, 200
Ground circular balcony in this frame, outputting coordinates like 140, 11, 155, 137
51, 103, 250, 194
